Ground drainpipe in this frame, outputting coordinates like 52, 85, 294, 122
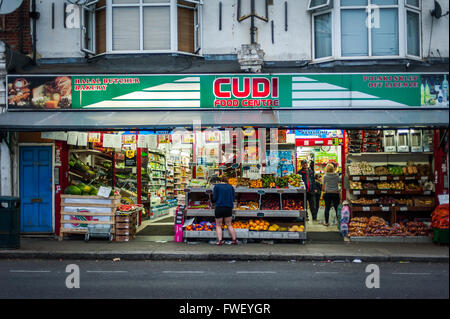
250, 0, 255, 44
30, 0, 40, 65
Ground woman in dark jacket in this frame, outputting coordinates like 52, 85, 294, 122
297, 160, 317, 220
314, 174, 322, 218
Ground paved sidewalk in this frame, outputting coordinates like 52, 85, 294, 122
0, 237, 448, 262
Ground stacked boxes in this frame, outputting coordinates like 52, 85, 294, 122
115, 211, 138, 242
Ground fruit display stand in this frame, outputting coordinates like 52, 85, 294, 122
183, 187, 307, 243
59, 194, 121, 240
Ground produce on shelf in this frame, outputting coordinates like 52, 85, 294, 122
350, 181, 363, 190
249, 179, 263, 188
188, 201, 210, 209
237, 178, 250, 187
377, 182, 392, 190
288, 225, 305, 232
363, 182, 377, 190
287, 174, 304, 188
405, 183, 421, 191
388, 166, 403, 175
262, 174, 276, 188
185, 222, 215, 232
350, 198, 378, 205
414, 197, 434, 207
378, 197, 396, 206
389, 181, 405, 190
348, 216, 431, 237
395, 198, 414, 207
232, 221, 249, 229
416, 164, 432, 176
237, 201, 259, 210
248, 219, 269, 231
275, 177, 289, 188
282, 199, 304, 210
374, 166, 389, 175
261, 195, 280, 210
228, 177, 237, 186
431, 204, 449, 229
405, 161, 418, 175
348, 162, 374, 175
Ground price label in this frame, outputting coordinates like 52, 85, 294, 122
380, 190, 388, 194
405, 176, 415, 180
421, 176, 428, 181
363, 207, 370, 212
353, 177, 360, 181
367, 190, 375, 195
393, 177, 400, 180
353, 190, 360, 195
257, 190, 266, 195
400, 206, 408, 211
97, 186, 112, 198
257, 212, 265, 217
382, 207, 389, 212
380, 176, 387, 181
424, 191, 431, 195
394, 191, 401, 194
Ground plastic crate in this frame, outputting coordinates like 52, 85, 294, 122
0, 197, 21, 249
433, 229, 449, 244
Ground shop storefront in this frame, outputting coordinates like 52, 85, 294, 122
1, 72, 449, 243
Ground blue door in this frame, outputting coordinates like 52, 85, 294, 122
20, 146, 53, 233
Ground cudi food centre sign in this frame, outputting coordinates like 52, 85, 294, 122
6, 73, 449, 110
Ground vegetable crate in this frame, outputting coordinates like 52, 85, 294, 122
59, 195, 120, 241
433, 229, 449, 245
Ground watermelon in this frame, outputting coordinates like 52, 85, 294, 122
64, 185, 82, 195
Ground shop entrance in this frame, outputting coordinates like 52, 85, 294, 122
19, 146, 53, 233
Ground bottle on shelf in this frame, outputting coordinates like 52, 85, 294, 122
442, 74, 448, 104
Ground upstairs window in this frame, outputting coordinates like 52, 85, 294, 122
311, 0, 422, 61
81, 0, 202, 55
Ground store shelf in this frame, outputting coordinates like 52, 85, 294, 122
348, 152, 434, 156
349, 236, 432, 243
185, 209, 306, 218
183, 230, 306, 240
349, 189, 433, 196
70, 149, 112, 161
234, 210, 306, 218
349, 175, 433, 181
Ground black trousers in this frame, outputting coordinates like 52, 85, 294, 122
306, 192, 317, 220
324, 193, 340, 223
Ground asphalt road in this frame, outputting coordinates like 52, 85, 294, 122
0, 260, 448, 299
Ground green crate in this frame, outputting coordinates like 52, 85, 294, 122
433, 229, 449, 244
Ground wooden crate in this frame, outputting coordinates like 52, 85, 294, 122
114, 210, 138, 242
59, 195, 120, 240
115, 235, 135, 242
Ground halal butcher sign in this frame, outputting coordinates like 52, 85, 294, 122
213, 77, 280, 108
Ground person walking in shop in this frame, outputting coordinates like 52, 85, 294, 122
298, 160, 317, 221
314, 174, 322, 220
212, 175, 238, 245
322, 163, 341, 226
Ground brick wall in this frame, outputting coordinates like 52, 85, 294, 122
0, 1, 32, 54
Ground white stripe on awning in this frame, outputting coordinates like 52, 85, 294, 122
0, 109, 448, 130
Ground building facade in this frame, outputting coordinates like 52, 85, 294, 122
0, 0, 448, 236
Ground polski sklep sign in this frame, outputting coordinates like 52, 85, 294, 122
6, 73, 449, 110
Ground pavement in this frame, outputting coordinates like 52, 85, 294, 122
0, 236, 448, 262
